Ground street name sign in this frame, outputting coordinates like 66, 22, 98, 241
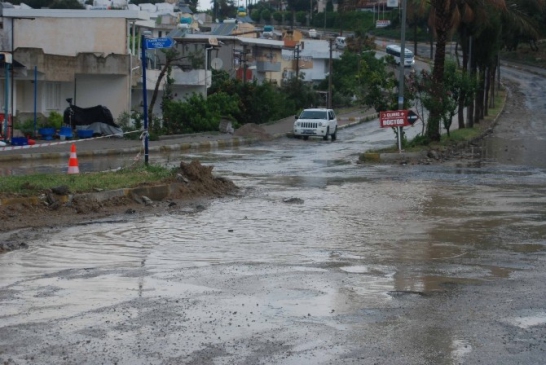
379, 110, 409, 128
145, 37, 174, 50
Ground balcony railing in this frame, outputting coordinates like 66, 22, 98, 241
256, 61, 281, 72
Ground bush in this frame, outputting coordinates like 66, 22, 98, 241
47, 111, 63, 129
116, 111, 143, 140
17, 118, 37, 137
162, 92, 240, 134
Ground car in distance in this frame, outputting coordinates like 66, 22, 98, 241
385, 44, 415, 67
293, 108, 338, 141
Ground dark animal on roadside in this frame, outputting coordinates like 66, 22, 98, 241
63, 98, 123, 137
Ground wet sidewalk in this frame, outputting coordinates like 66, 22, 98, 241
0, 109, 373, 162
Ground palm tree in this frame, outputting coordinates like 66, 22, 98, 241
502, 0, 546, 51
426, 0, 508, 140
406, 0, 429, 56
426, 0, 459, 141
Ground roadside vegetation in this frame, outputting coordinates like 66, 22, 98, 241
0, 165, 176, 197
125, 0, 544, 150
3, 0, 544, 198
372, 86, 507, 153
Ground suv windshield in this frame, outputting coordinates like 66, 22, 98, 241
299, 110, 327, 119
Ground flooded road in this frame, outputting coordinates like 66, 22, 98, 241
1, 69, 546, 364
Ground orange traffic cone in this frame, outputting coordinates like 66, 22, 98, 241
67, 143, 79, 174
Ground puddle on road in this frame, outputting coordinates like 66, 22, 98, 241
0, 167, 544, 363
507, 312, 546, 329
451, 338, 473, 363
483, 136, 546, 169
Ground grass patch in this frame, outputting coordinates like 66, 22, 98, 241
1, 165, 176, 197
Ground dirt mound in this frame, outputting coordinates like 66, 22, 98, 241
0, 160, 238, 234
176, 160, 238, 198
234, 123, 273, 141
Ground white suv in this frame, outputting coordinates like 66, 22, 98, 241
293, 108, 338, 141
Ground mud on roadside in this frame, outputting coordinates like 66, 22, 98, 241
0, 160, 239, 249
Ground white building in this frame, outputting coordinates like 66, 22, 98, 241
281, 39, 342, 83
0, 8, 149, 124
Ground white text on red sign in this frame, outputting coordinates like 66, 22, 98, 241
379, 110, 410, 128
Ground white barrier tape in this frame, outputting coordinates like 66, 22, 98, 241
140, 130, 149, 151
0, 130, 142, 153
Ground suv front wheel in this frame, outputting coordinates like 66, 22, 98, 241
331, 127, 337, 141
323, 127, 329, 141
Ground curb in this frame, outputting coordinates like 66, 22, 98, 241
0, 136, 256, 162
0, 110, 376, 162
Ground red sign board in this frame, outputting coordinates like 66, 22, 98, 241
379, 110, 409, 128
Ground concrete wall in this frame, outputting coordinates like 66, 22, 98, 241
76, 74, 128, 119
15, 49, 130, 82
14, 18, 128, 57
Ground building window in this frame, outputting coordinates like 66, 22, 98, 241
45, 82, 61, 110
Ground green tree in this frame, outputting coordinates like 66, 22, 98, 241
427, 0, 508, 140
251, 9, 261, 22
272, 11, 283, 24
262, 9, 272, 22
426, 0, 458, 141
147, 47, 200, 131
281, 76, 319, 112
502, 0, 546, 50
162, 92, 240, 134
356, 52, 400, 112
296, 11, 307, 25
209, 70, 296, 125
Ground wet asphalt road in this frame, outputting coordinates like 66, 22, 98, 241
1, 67, 546, 364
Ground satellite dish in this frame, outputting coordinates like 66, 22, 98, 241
211, 58, 223, 70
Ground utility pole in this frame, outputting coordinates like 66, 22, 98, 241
295, 44, 300, 80
328, 37, 333, 109
308, 0, 312, 27
396, 0, 407, 153
397, 0, 407, 111
242, 45, 248, 83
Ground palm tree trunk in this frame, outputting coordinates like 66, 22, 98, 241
458, 27, 469, 129
474, 66, 485, 123
484, 66, 490, 117
427, 0, 457, 142
490, 64, 496, 109
429, 28, 434, 59
467, 37, 476, 128
413, 23, 418, 56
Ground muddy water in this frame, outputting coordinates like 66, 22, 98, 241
1, 160, 546, 363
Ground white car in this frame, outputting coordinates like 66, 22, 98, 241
293, 108, 338, 141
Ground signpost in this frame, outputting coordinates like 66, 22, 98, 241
379, 110, 420, 152
141, 36, 173, 164
380, 110, 409, 128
